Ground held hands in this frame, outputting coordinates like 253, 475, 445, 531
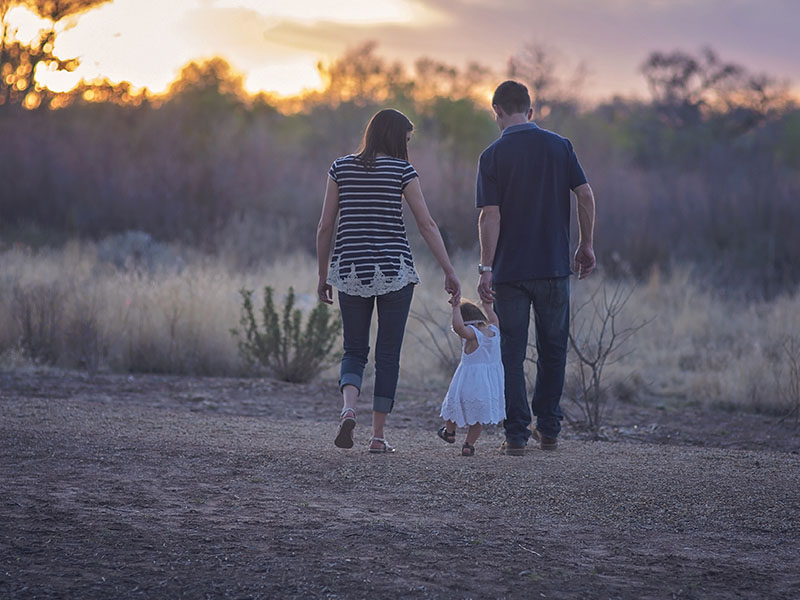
573, 244, 596, 280
444, 271, 461, 305
317, 276, 333, 304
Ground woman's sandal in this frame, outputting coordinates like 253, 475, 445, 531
368, 437, 396, 454
334, 408, 356, 449
461, 442, 475, 457
437, 426, 456, 444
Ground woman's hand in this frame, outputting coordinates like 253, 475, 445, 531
444, 270, 461, 305
317, 277, 333, 304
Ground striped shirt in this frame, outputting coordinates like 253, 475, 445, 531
327, 154, 421, 297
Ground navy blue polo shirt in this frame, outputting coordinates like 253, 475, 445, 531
476, 122, 587, 283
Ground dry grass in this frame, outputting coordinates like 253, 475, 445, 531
1, 240, 798, 416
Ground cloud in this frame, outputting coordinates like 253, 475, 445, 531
181, 7, 301, 66
28, 0, 800, 98
263, 0, 800, 98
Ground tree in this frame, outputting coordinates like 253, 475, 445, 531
640, 47, 789, 132
507, 42, 585, 121
412, 57, 490, 103
313, 41, 411, 107
0, 0, 111, 110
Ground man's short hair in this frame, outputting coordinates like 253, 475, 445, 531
492, 80, 531, 116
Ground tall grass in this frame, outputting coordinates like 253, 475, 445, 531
1, 239, 798, 415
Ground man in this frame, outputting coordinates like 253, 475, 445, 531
476, 80, 596, 456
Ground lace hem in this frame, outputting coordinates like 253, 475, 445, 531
328, 258, 420, 297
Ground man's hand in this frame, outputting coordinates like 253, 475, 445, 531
573, 244, 596, 280
478, 270, 495, 303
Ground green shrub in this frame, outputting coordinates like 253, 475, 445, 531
231, 286, 341, 383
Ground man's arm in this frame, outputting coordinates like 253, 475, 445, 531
573, 183, 596, 279
478, 205, 500, 302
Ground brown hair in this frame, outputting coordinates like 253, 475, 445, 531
460, 300, 488, 325
492, 80, 531, 116
356, 108, 413, 167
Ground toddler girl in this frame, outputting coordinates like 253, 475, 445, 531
437, 298, 506, 456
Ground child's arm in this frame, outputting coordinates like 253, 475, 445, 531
451, 298, 477, 342
481, 299, 500, 328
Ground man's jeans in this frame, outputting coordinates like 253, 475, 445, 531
337, 284, 414, 414
494, 277, 570, 444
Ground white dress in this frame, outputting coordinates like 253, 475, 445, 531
440, 324, 506, 428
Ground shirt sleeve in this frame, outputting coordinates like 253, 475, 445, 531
476, 149, 499, 208
328, 159, 338, 182
401, 162, 419, 189
566, 140, 588, 190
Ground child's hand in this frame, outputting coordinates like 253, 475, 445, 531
448, 295, 459, 307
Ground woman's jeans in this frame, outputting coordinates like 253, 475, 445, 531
494, 277, 570, 444
337, 284, 414, 414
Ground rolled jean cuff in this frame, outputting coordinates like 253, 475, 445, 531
373, 395, 394, 414
339, 373, 362, 393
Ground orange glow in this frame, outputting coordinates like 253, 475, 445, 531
4, 0, 439, 98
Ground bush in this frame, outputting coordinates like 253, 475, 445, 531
231, 286, 341, 383
12, 282, 63, 365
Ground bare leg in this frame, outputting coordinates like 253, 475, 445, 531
369, 411, 389, 450
445, 420, 457, 435
334, 384, 359, 449
465, 423, 483, 446
342, 384, 358, 413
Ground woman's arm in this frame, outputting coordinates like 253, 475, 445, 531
316, 176, 339, 304
403, 178, 460, 302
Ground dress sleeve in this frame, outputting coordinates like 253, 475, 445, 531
328, 159, 338, 182
401, 162, 419, 189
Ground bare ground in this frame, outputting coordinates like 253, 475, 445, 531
1, 371, 799, 599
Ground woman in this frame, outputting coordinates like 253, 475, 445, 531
317, 108, 460, 453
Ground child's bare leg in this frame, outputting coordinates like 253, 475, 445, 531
465, 423, 482, 445
445, 419, 457, 435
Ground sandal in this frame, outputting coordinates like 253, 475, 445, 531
437, 426, 456, 444
334, 408, 356, 449
461, 442, 475, 457
368, 437, 396, 454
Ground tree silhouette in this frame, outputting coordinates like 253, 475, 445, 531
314, 41, 411, 107
0, 0, 111, 110
641, 47, 791, 136
507, 42, 586, 120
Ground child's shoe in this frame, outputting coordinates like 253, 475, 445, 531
437, 426, 456, 444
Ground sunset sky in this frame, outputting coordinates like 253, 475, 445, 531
8, 0, 800, 100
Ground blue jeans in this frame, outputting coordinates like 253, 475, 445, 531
494, 277, 570, 444
337, 284, 414, 414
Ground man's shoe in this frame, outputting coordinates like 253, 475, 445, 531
500, 440, 526, 456
532, 428, 558, 451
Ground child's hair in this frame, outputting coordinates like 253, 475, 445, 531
460, 300, 488, 326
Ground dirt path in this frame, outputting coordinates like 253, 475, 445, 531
2, 373, 799, 599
